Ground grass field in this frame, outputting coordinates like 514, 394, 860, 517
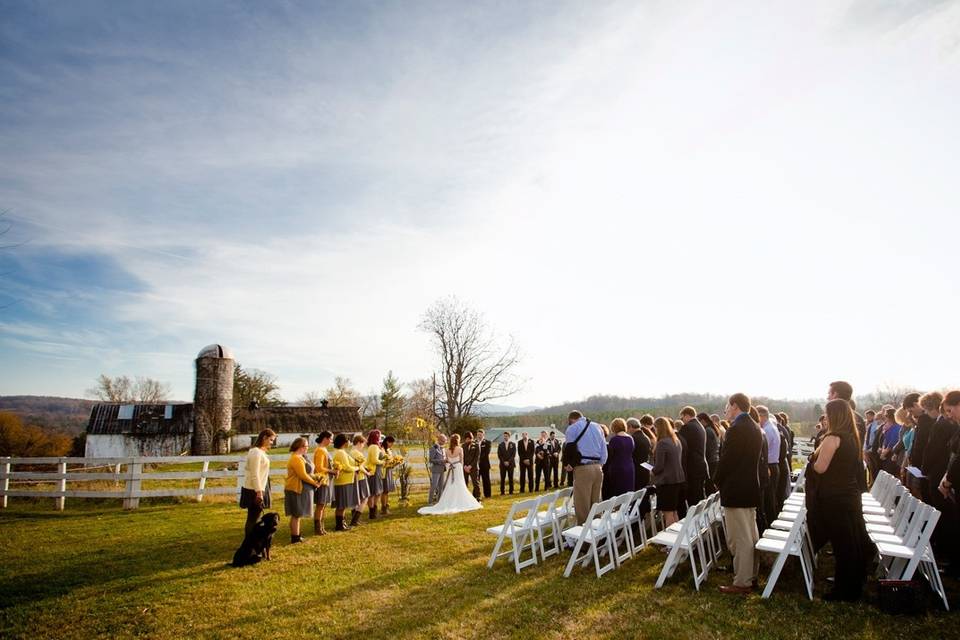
1, 490, 957, 640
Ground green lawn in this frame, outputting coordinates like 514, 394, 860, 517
0, 492, 956, 640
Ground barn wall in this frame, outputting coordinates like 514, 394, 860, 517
230, 431, 316, 451
85, 434, 193, 458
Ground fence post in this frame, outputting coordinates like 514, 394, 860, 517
56, 459, 67, 511
196, 459, 210, 502
1, 458, 9, 509
114, 463, 122, 486
123, 460, 142, 510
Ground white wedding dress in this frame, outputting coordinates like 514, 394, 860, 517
418, 453, 483, 516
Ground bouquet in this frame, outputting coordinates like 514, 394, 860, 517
385, 454, 405, 469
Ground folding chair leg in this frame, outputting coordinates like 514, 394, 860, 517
655, 544, 682, 588
761, 552, 789, 599
564, 539, 586, 578
488, 533, 506, 569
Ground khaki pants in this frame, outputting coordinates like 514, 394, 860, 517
573, 464, 603, 525
723, 507, 759, 588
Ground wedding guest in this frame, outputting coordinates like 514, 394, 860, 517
911, 391, 942, 472
365, 430, 385, 520
312, 431, 335, 536
937, 390, 960, 576
775, 413, 792, 506
548, 431, 561, 487
812, 415, 827, 448
604, 418, 635, 498
810, 399, 875, 601
284, 437, 320, 543
877, 408, 901, 475
893, 408, 914, 476
715, 393, 763, 595
350, 435, 371, 528
652, 417, 685, 527
929, 391, 960, 571
477, 429, 492, 499
750, 405, 770, 533
332, 434, 360, 531
628, 416, 653, 517
497, 432, 516, 495
678, 406, 708, 517
564, 411, 607, 525
381, 435, 397, 514
535, 431, 551, 492
428, 434, 448, 504
240, 429, 276, 536
828, 380, 866, 441
699, 412, 720, 493
518, 432, 535, 493
757, 406, 781, 527
710, 414, 725, 441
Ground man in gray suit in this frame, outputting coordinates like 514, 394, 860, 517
428, 434, 448, 504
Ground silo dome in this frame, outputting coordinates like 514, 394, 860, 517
197, 344, 235, 360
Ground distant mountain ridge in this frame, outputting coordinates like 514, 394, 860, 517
475, 402, 542, 416
0, 395, 96, 435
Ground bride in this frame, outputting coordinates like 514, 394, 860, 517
418, 434, 483, 515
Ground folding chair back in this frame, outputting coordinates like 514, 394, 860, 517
486, 496, 542, 572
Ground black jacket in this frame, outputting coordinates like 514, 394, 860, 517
678, 419, 708, 480
478, 438, 492, 469
911, 413, 935, 469
921, 416, 958, 483
497, 441, 516, 468
517, 439, 535, 461
714, 413, 763, 508
462, 441, 481, 469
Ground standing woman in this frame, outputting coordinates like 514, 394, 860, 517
240, 429, 276, 536
700, 412, 720, 493
284, 437, 320, 543
604, 418, 635, 498
365, 430, 385, 520
350, 434, 372, 528
810, 399, 874, 601
332, 434, 360, 531
313, 431, 335, 535
381, 435, 398, 514
652, 417, 686, 527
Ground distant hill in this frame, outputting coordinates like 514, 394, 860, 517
474, 402, 542, 416
0, 396, 95, 435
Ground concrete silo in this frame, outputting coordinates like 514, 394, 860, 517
193, 344, 235, 455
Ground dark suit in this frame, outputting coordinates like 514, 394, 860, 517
714, 413, 763, 508
548, 438, 561, 486
517, 439, 535, 493
497, 441, 516, 494
679, 418, 709, 505
911, 413, 935, 470
462, 441, 482, 500
534, 440, 552, 491
478, 438, 492, 498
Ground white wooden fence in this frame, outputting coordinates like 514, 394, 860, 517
0, 450, 436, 511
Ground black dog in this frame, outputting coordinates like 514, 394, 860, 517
231, 512, 280, 567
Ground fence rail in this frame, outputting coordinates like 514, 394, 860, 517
0, 451, 439, 511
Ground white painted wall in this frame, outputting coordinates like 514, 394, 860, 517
85, 433, 193, 458
229, 431, 318, 451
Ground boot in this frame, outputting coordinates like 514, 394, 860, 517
350, 509, 362, 527
291, 534, 302, 544
369, 506, 378, 520
335, 515, 347, 531
382, 503, 390, 515
314, 519, 322, 535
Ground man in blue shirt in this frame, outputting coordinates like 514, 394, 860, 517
757, 406, 781, 526
563, 410, 607, 525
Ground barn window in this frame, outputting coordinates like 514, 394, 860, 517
164, 405, 174, 420
118, 405, 135, 420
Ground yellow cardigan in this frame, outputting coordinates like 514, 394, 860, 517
285, 454, 319, 494
365, 444, 384, 475
313, 447, 333, 486
333, 448, 359, 486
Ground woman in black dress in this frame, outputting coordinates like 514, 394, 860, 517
810, 398, 875, 601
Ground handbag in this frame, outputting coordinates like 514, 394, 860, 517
562, 420, 592, 468
877, 579, 924, 614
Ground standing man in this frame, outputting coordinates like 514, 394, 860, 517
628, 416, 653, 490
757, 405, 781, 526
678, 406, 708, 506
517, 432, 535, 493
535, 430, 551, 492
477, 429, 492, 499
428, 434, 448, 505
563, 411, 607, 525
548, 431, 561, 488
497, 432, 516, 495
715, 393, 764, 595
461, 432, 482, 502
828, 380, 866, 442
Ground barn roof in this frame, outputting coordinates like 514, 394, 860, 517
87, 403, 194, 435
232, 406, 362, 434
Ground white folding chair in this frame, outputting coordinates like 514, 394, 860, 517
532, 491, 562, 561
486, 496, 541, 573
562, 498, 617, 578
755, 507, 814, 599
608, 492, 636, 565
552, 487, 575, 530
625, 488, 649, 551
875, 502, 948, 610
651, 499, 710, 590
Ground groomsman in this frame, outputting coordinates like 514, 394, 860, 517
535, 431, 551, 491
477, 429, 492, 499
428, 434, 448, 504
497, 432, 516, 495
517, 432, 535, 493
548, 431, 561, 487
462, 432, 482, 501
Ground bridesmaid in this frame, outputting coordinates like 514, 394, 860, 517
365, 430, 385, 520
312, 430, 335, 535
350, 434, 371, 528
284, 437, 320, 543
381, 435, 398, 514
332, 434, 360, 531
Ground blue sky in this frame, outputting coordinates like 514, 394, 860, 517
2, 0, 959, 405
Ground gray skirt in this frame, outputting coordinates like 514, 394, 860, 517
334, 483, 359, 510
314, 483, 333, 506
384, 466, 397, 492
367, 468, 384, 496
284, 488, 314, 518
356, 477, 370, 501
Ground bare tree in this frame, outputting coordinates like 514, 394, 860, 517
324, 376, 362, 406
87, 374, 172, 403
418, 296, 522, 433
298, 391, 324, 407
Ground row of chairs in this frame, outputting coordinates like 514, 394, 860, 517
649, 493, 724, 590
561, 488, 649, 578
486, 488, 574, 573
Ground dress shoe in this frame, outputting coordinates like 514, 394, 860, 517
719, 584, 753, 595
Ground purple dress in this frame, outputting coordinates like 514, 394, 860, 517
604, 434, 636, 498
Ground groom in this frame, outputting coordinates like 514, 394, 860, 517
462, 432, 482, 502
428, 434, 448, 505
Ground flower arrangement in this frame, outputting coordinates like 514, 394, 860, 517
397, 445, 412, 506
